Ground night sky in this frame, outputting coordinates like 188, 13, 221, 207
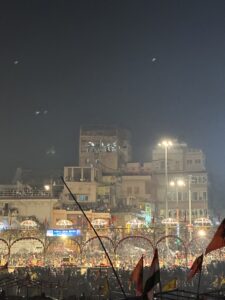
1, 1, 225, 203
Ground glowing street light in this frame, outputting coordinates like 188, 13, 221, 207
158, 139, 173, 247
198, 229, 206, 237
158, 140, 173, 148
177, 179, 185, 187
44, 185, 50, 191
158, 139, 173, 219
169, 178, 186, 237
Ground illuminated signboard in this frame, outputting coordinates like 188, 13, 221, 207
46, 229, 81, 237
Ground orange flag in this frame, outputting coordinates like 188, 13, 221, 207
205, 218, 225, 255
187, 254, 203, 281
129, 256, 143, 296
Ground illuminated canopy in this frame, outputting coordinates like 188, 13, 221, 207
56, 219, 73, 227
161, 218, 178, 225
91, 219, 108, 226
194, 218, 212, 226
127, 218, 145, 228
20, 220, 37, 227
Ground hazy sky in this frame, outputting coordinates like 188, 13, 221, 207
1, 1, 225, 189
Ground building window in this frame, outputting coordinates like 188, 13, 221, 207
178, 192, 182, 201
169, 191, 176, 201
191, 176, 198, 184
195, 159, 201, 164
187, 160, 192, 165
183, 192, 188, 201
192, 192, 198, 201
203, 192, 207, 201
175, 161, 180, 170
78, 195, 88, 201
67, 168, 72, 181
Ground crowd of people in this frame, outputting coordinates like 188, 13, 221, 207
0, 227, 223, 298
0, 259, 223, 299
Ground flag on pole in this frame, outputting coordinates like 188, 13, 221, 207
187, 254, 203, 281
162, 278, 177, 292
205, 218, 225, 255
129, 256, 143, 296
143, 249, 160, 300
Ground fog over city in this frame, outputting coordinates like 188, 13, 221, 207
0, 2, 225, 299
1, 1, 225, 207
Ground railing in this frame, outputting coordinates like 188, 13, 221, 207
0, 190, 52, 199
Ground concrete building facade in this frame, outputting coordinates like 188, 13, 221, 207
63, 166, 101, 203
151, 140, 208, 220
0, 185, 58, 226
79, 125, 132, 174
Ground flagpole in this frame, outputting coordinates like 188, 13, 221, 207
61, 176, 127, 299
196, 256, 203, 300
154, 248, 163, 300
142, 254, 144, 292
158, 252, 163, 300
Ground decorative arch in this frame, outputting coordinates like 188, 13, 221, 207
0, 238, 10, 256
82, 236, 114, 267
156, 235, 188, 267
115, 235, 154, 253
156, 235, 186, 249
10, 237, 45, 249
83, 236, 114, 251
9, 237, 45, 267
45, 237, 81, 253
114, 235, 154, 269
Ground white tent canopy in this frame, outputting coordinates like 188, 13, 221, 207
161, 218, 178, 225
127, 218, 145, 228
20, 220, 37, 228
91, 219, 108, 227
194, 217, 212, 226
56, 219, 73, 227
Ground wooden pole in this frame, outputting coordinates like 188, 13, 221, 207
61, 176, 127, 299
196, 257, 203, 300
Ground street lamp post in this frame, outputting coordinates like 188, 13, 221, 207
169, 179, 185, 237
158, 140, 173, 246
188, 175, 192, 241
158, 140, 173, 219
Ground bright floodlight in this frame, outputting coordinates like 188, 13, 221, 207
198, 229, 206, 237
170, 179, 185, 187
159, 140, 173, 147
177, 179, 185, 187
44, 185, 50, 191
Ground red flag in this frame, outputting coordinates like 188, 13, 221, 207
187, 254, 203, 281
129, 256, 143, 296
205, 218, 225, 255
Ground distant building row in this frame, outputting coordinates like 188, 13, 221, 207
63, 125, 208, 221
0, 125, 208, 228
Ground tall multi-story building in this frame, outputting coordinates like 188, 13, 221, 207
151, 139, 208, 221
79, 125, 132, 174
